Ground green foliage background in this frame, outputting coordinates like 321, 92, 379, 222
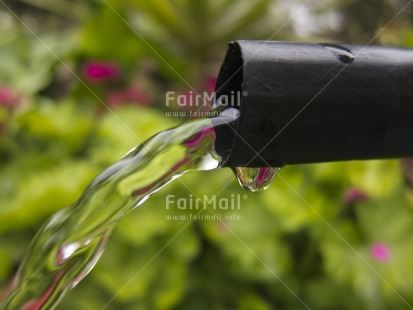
1, 0, 413, 309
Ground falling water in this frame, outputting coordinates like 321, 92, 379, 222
1, 108, 241, 309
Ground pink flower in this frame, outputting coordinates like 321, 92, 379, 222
343, 187, 368, 204
126, 85, 152, 106
83, 61, 120, 83
107, 90, 124, 108
175, 90, 197, 110
0, 86, 21, 109
107, 85, 152, 108
370, 242, 390, 262
205, 77, 217, 93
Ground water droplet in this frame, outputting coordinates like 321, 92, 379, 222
233, 167, 281, 192
320, 44, 355, 64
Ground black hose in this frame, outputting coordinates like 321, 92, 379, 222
214, 41, 413, 167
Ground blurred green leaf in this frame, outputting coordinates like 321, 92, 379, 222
132, 0, 196, 44
80, 4, 144, 63
16, 100, 93, 153
2, 1, 413, 309
210, 0, 270, 42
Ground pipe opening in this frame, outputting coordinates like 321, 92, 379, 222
214, 42, 244, 165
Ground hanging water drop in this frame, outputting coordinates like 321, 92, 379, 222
233, 167, 281, 192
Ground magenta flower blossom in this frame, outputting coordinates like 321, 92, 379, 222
107, 85, 152, 108
175, 90, 197, 109
205, 77, 217, 93
83, 61, 120, 83
370, 242, 390, 262
125, 85, 152, 106
107, 90, 124, 108
343, 187, 368, 204
0, 86, 21, 109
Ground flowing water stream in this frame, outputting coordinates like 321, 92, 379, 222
1, 107, 280, 309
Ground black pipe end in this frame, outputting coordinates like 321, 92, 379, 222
214, 41, 413, 167
214, 42, 243, 166
214, 41, 286, 167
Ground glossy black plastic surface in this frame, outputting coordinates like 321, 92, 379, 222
214, 41, 413, 167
